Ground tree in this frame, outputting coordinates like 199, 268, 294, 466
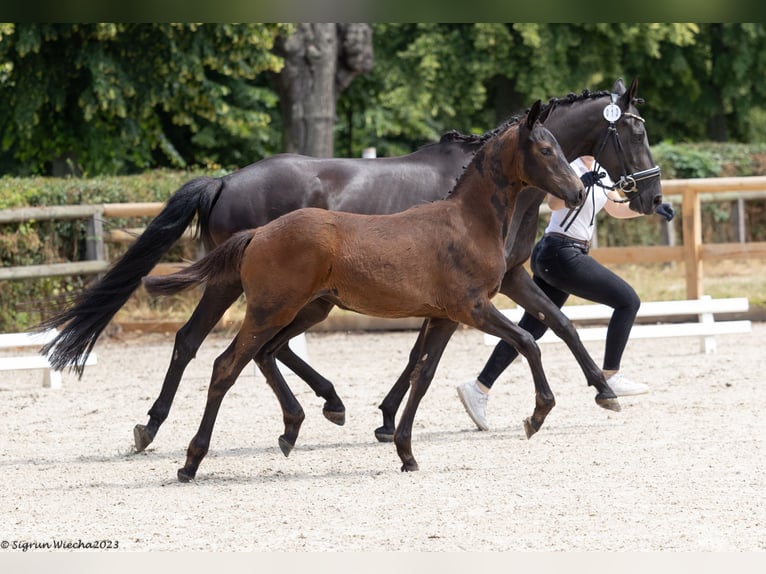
0, 23, 289, 175
272, 23, 373, 157
338, 23, 766, 157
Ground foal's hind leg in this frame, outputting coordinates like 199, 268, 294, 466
262, 299, 346, 425
178, 323, 281, 482
499, 266, 620, 411
134, 281, 242, 452
254, 351, 307, 457
375, 320, 429, 442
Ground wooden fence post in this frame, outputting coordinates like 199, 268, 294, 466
682, 186, 703, 299
85, 208, 105, 263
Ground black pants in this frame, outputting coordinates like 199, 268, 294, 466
478, 234, 640, 388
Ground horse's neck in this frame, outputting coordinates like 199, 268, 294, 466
448, 144, 522, 245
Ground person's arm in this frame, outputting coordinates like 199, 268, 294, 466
602, 191, 643, 219
547, 194, 567, 211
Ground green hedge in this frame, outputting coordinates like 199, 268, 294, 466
2, 143, 766, 331
0, 169, 212, 331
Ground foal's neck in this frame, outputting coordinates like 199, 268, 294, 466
448, 133, 523, 245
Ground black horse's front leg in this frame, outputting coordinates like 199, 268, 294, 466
375, 320, 430, 442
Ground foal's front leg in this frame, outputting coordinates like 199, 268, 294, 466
394, 318, 459, 471
499, 265, 620, 411
471, 303, 556, 438
375, 320, 430, 442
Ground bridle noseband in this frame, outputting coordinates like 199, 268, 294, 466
593, 93, 662, 203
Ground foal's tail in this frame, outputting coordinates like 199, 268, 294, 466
143, 230, 255, 297
38, 176, 224, 376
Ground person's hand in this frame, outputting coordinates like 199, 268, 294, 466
655, 202, 675, 221
580, 170, 605, 188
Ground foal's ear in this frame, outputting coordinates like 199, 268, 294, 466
526, 100, 543, 130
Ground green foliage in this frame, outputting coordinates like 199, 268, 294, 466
337, 23, 708, 157
0, 23, 288, 176
0, 169, 211, 331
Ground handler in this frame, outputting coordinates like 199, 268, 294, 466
457, 155, 675, 431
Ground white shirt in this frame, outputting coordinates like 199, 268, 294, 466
545, 157, 615, 242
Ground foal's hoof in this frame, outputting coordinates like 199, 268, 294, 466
133, 424, 154, 453
374, 426, 394, 443
278, 435, 294, 457
322, 407, 346, 426
400, 460, 419, 472
523, 417, 540, 439
177, 468, 195, 483
595, 394, 622, 412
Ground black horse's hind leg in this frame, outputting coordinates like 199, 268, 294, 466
374, 320, 429, 442
498, 266, 620, 412
264, 299, 346, 425
134, 281, 242, 452
394, 318, 459, 471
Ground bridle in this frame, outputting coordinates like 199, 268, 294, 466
591, 93, 662, 204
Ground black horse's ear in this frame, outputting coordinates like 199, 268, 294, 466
612, 77, 626, 95
526, 100, 542, 129
615, 77, 639, 108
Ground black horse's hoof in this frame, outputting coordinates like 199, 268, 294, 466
523, 417, 540, 439
374, 426, 394, 443
278, 435, 294, 457
595, 394, 622, 412
400, 461, 419, 472
133, 424, 154, 453
177, 468, 195, 483
322, 407, 346, 426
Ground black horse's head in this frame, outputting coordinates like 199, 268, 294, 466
596, 77, 663, 215
540, 77, 663, 216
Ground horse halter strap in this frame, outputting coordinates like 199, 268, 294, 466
593, 93, 662, 203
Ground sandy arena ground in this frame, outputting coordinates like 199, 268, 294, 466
0, 323, 764, 552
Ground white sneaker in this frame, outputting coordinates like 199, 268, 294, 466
457, 381, 489, 431
606, 373, 649, 397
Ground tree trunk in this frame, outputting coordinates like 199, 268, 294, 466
275, 23, 373, 157
489, 74, 526, 125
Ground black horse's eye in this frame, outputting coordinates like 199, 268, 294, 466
540, 147, 552, 156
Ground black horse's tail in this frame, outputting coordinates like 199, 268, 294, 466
143, 230, 255, 297
39, 176, 224, 376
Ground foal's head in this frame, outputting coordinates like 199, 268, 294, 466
519, 100, 584, 209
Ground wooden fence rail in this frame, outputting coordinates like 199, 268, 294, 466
2, 177, 766, 299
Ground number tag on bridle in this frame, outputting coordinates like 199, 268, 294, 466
603, 103, 622, 122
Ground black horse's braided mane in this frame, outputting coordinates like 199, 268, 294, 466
441, 89, 615, 197
438, 89, 613, 146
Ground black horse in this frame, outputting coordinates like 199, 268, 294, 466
40, 78, 662, 451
